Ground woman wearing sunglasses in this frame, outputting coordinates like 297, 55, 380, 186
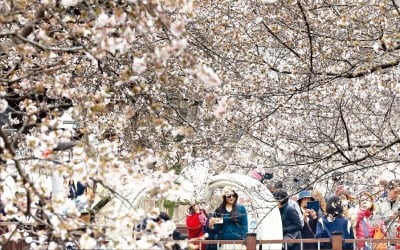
206, 186, 248, 250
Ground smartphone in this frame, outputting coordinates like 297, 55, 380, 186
306, 201, 320, 212
214, 217, 223, 224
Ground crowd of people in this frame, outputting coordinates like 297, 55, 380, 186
5, 174, 399, 250
176, 177, 400, 250
270, 178, 400, 250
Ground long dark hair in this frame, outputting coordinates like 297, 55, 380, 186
188, 204, 196, 215
188, 204, 208, 217
215, 191, 240, 222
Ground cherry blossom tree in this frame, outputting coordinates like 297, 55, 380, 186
188, 0, 400, 195
0, 0, 203, 248
1, 0, 400, 248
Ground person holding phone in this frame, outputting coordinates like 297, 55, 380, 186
312, 190, 327, 217
297, 190, 319, 250
206, 186, 248, 250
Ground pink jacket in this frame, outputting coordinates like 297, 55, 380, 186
355, 208, 374, 249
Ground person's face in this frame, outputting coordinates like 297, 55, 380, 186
340, 195, 349, 209
194, 204, 200, 213
300, 197, 312, 208
225, 192, 236, 205
388, 188, 400, 201
14, 192, 28, 215
359, 195, 372, 209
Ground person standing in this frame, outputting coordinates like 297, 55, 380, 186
297, 190, 318, 250
289, 196, 304, 228
312, 190, 327, 217
355, 192, 376, 250
273, 189, 302, 250
207, 186, 248, 250
316, 196, 355, 249
372, 179, 400, 249
336, 188, 356, 222
186, 203, 208, 250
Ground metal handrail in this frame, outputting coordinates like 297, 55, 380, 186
2, 222, 400, 250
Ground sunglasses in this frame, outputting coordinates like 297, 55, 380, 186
225, 194, 235, 199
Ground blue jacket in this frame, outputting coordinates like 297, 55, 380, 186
316, 215, 354, 249
208, 204, 248, 240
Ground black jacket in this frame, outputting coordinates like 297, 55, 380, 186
300, 212, 318, 249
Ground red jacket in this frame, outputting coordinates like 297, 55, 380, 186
186, 212, 207, 249
355, 208, 374, 249
186, 213, 205, 238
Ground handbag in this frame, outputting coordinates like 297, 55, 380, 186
373, 225, 387, 250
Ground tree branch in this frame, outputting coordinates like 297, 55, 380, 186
338, 100, 351, 149
260, 20, 301, 59
392, 0, 400, 16
342, 137, 400, 166
19, 8, 45, 39
297, 0, 314, 74
0, 65, 65, 83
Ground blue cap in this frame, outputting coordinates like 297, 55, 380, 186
298, 190, 314, 201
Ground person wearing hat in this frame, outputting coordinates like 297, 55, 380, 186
273, 189, 303, 250
297, 190, 318, 250
207, 186, 248, 250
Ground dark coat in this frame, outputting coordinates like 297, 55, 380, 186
206, 204, 248, 250
316, 215, 354, 249
300, 212, 318, 249
280, 204, 302, 250
280, 204, 303, 235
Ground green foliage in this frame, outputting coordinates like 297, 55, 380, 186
163, 199, 176, 218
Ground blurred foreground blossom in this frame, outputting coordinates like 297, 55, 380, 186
0, 99, 8, 113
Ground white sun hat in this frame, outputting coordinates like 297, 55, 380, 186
221, 186, 238, 196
